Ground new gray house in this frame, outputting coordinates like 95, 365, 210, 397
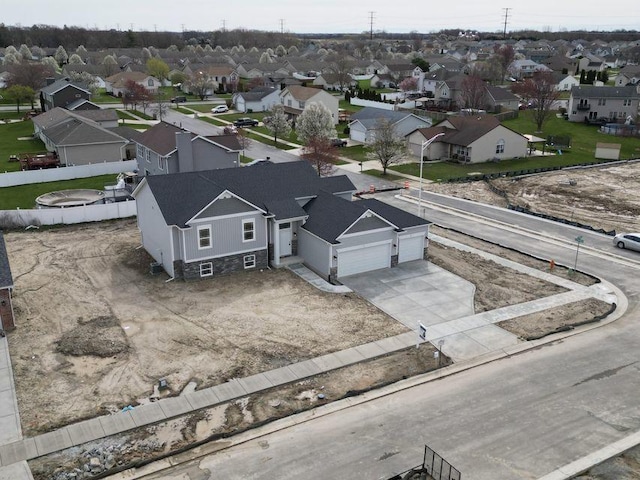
233, 86, 280, 113
133, 162, 430, 281
568, 85, 640, 123
135, 122, 241, 176
0, 232, 15, 331
348, 107, 432, 143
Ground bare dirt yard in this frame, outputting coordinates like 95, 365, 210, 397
426, 161, 640, 234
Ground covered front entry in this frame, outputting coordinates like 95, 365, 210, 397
279, 222, 292, 257
398, 234, 424, 263
337, 242, 391, 278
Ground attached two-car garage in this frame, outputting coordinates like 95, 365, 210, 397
398, 234, 425, 263
337, 242, 391, 278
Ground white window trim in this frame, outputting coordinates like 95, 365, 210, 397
200, 262, 213, 277
496, 139, 505, 154
198, 225, 212, 250
244, 254, 256, 269
242, 218, 255, 243
158, 156, 165, 171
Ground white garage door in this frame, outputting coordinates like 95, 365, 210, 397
337, 243, 391, 277
398, 235, 424, 263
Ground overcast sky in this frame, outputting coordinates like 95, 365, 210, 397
4, 0, 639, 35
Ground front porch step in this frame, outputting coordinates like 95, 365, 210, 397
274, 256, 304, 268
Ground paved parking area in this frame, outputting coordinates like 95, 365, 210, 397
341, 260, 476, 330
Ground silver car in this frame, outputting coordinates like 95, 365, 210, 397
613, 233, 640, 252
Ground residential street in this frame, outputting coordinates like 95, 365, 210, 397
121, 191, 640, 480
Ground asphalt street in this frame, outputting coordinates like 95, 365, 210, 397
134, 191, 640, 480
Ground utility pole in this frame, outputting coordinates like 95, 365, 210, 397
502, 8, 510, 39
369, 11, 375, 40
279, 19, 285, 34
222, 20, 226, 31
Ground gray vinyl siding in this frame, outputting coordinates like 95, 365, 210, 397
298, 228, 331, 277
57, 142, 126, 166
135, 183, 175, 276
191, 139, 238, 171
172, 228, 182, 260
344, 216, 389, 235
183, 212, 267, 261
141, 148, 175, 175
195, 197, 257, 219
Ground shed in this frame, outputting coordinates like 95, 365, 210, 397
595, 143, 621, 160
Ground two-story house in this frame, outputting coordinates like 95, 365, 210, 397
39, 77, 93, 112
135, 122, 241, 176
105, 72, 160, 97
133, 162, 430, 282
568, 85, 640, 123
279, 85, 340, 125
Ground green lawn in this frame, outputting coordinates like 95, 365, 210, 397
338, 145, 372, 163
0, 121, 47, 173
199, 117, 227, 127
116, 110, 138, 120
504, 111, 640, 161
0, 112, 32, 121
91, 89, 122, 104
131, 109, 154, 120
362, 169, 405, 182
339, 100, 364, 113
0, 174, 117, 209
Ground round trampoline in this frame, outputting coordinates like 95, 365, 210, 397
36, 189, 105, 208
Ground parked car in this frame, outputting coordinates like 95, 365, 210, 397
223, 125, 238, 135
211, 105, 229, 113
170, 96, 187, 103
244, 157, 271, 166
613, 233, 640, 252
234, 117, 259, 127
330, 138, 348, 147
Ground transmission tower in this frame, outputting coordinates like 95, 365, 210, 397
502, 8, 510, 39
368, 11, 375, 40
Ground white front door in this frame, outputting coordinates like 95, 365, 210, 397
279, 222, 292, 257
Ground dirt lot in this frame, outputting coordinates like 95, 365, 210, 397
426, 161, 640, 234
6, 220, 408, 435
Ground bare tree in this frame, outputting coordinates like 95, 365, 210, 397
366, 119, 408, 175
512, 71, 560, 131
459, 74, 486, 110
153, 91, 170, 121
493, 44, 515, 84
326, 52, 354, 91
187, 71, 214, 100
7, 63, 55, 90
263, 104, 291, 146
236, 128, 252, 158
301, 137, 337, 177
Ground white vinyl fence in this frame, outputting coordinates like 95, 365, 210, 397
0, 160, 138, 188
0, 200, 137, 227
350, 98, 396, 110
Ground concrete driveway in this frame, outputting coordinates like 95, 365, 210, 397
341, 260, 475, 330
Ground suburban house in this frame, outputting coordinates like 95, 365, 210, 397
509, 59, 551, 80
567, 85, 640, 122
105, 71, 160, 97
135, 122, 241, 176
39, 77, 92, 112
553, 73, 580, 92
32, 108, 138, 165
407, 115, 528, 163
279, 85, 340, 125
312, 73, 355, 91
484, 85, 520, 112
614, 65, 640, 87
133, 162, 430, 282
233, 86, 280, 113
0, 232, 15, 331
349, 107, 432, 143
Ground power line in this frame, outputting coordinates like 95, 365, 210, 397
369, 11, 375, 40
502, 8, 510, 39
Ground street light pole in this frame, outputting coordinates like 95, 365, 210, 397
418, 132, 445, 217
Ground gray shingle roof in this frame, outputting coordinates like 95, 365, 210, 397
0, 232, 14, 289
40, 77, 91, 95
570, 85, 640, 99
44, 118, 128, 146
358, 198, 431, 229
142, 161, 356, 228
136, 122, 188, 156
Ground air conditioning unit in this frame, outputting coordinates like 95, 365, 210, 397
150, 262, 164, 275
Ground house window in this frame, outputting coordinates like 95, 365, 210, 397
242, 219, 255, 242
146, 149, 151, 163
243, 254, 256, 269
298, 101, 305, 109
147, 79, 154, 87
623, 99, 631, 106
598, 98, 606, 106
200, 262, 213, 277
158, 156, 165, 171
496, 139, 505, 154
198, 226, 212, 249
287, 99, 292, 107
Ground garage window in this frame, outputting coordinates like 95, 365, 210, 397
200, 262, 213, 277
